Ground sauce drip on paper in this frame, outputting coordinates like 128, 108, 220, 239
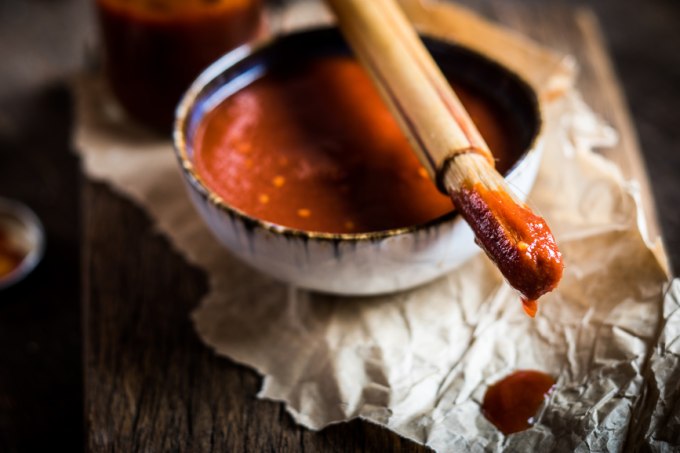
482, 370, 555, 435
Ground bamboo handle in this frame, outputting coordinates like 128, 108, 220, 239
325, 0, 564, 312
326, 0, 494, 189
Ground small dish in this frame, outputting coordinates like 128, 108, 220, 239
174, 27, 543, 295
0, 198, 45, 290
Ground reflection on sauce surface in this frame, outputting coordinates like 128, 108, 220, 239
194, 56, 523, 233
97, 0, 261, 130
482, 370, 555, 435
0, 228, 23, 278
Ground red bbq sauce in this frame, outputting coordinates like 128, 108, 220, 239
0, 228, 24, 279
452, 183, 564, 316
193, 56, 523, 234
97, 0, 261, 131
521, 298, 539, 318
482, 370, 556, 435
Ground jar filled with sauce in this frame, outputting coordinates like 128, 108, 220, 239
96, 0, 262, 131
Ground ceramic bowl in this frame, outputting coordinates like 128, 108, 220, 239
174, 27, 543, 295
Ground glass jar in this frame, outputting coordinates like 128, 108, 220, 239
96, 0, 262, 132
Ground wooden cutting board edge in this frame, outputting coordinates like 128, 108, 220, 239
573, 9, 670, 273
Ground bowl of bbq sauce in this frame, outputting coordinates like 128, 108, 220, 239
96, 0, 262, 131
174, 27, 543, 295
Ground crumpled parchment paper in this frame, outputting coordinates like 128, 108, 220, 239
74, 1, 677, 451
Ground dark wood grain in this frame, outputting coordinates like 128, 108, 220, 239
0, 84, 84, 453
0, 1, 90, 450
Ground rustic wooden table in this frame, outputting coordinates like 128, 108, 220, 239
1, 0, 678, 451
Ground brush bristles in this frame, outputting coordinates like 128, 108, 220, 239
444, 153, 564, 303
444, 153, 510, 197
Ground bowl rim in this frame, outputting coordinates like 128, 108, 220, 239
174, 26, 543, 242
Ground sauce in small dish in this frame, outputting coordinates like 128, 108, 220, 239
0, 227, 25, 279
0, 199, 45, 290
193, 56, 522, 234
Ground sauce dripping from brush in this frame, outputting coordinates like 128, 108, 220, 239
521, 298, 539, 318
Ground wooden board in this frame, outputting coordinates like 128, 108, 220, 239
83, 2, 663, 451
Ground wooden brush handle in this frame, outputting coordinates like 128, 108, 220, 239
325, 0, 564, 312
326, 0, 494, 190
